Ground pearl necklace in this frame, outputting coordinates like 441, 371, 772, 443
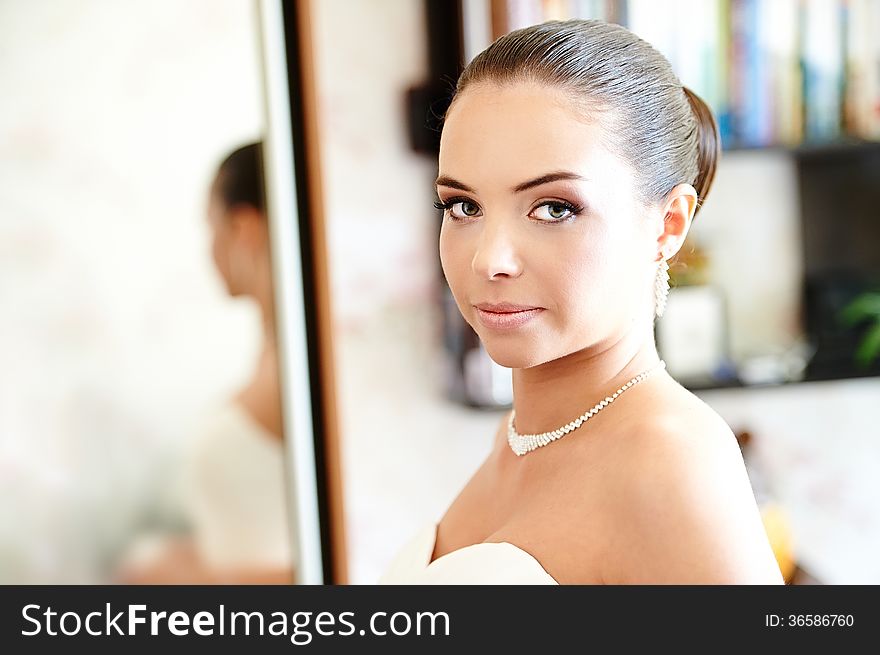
507, 360, 666, 456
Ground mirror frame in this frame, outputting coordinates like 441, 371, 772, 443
258, 0, 347, 584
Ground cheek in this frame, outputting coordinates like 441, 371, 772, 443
211, 234, 223, 267
574, 232, 649, 319
551, 246, 602, 317
439, 227, 466, 291
211, 232, 230, 277
549, 229, 630, 322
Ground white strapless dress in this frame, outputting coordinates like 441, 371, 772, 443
183, 402, 297, 570
378, 522, 558, 584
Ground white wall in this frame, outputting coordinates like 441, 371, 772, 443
692, 149, 805, 360
0, 0, 264, 582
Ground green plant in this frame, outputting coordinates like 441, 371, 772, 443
840, 291, 880, 368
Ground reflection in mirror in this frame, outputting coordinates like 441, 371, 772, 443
117, 143, 296, 584
0, 1, 298, 583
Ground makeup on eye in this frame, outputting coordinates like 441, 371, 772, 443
432, 196, 585, 223
530, 199, 584, 222
433, 196, 482, 219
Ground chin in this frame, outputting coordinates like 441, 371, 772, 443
479, 336, 552, 370
463, 311, 558, 369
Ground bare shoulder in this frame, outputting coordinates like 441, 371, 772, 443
598, 383, 783, 584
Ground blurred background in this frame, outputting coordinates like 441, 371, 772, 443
2, 0, 879, 584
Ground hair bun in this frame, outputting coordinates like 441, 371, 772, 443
682, 87, 720, 215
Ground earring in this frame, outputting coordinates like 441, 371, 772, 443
654, 258, 670, 318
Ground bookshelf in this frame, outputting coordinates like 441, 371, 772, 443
470, 0, 880, 151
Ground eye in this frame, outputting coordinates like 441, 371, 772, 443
433, 198, 482, 220
530, 200, 581, 223
454, 201, 481, 218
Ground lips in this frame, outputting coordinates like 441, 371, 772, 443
474, 302, 544, 330
474, 302, 540, 313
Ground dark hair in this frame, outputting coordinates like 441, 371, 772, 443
450, 20, 720, 215
213, 141, 266, 213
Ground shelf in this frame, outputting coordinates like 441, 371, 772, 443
723, 138, 880, 156
685, 369, 880, 393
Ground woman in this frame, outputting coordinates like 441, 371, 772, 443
380, 20, 783, 584
118, 143, 296, 584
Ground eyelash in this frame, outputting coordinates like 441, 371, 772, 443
432, 197, 584, 224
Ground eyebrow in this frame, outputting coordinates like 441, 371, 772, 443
434, 170, 589, 194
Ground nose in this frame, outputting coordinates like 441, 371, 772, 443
471, 218, 523, 280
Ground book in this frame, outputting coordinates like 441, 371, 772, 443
801, 0, 845, 142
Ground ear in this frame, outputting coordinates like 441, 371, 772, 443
655, 183, 697, 261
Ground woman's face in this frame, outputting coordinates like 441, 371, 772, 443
438, 81, 660, 369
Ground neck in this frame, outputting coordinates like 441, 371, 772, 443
236, 315, 283, 439
510, 320, 663, 435
261, 305, 276, 343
